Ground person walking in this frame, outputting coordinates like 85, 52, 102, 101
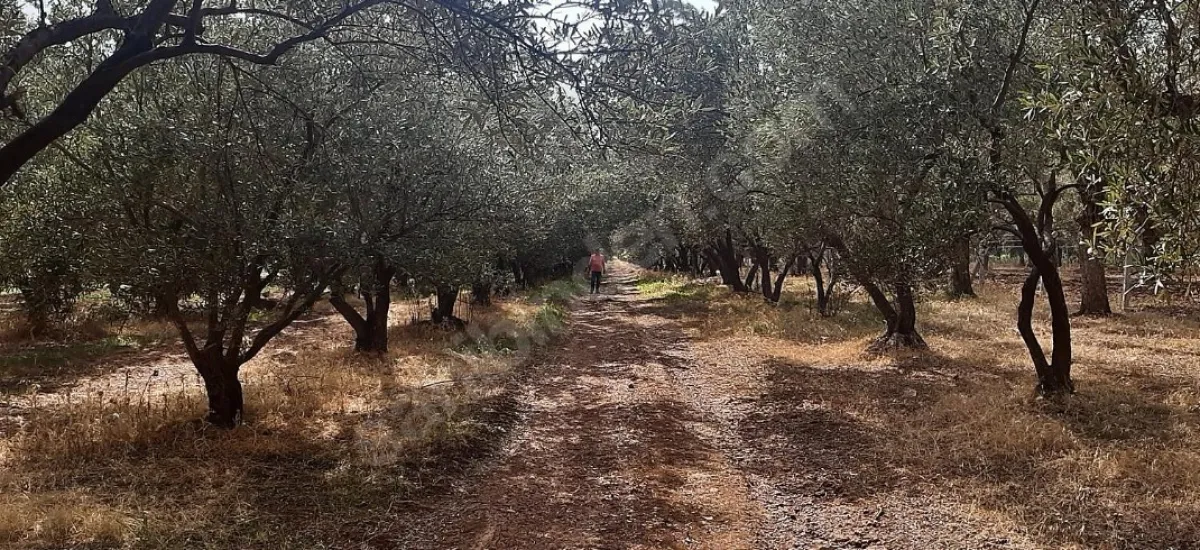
587, 250, 606, 294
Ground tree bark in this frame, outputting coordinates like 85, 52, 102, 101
330, 261, 393, 352
948, 234, 976, 298
744, 263, 760, 291
707, 231, 748, 292
195, 349, 244, 429
433, 286, 460, 324
756, 250, 772, 300
999, 190, 1075, 396
810, 251, 830, 315
1035, 256, 1074, 394
767, 256, 795, 304
472, 281, 493, 306
750, 244, 790, 303
165, 262, 342, 427
826, 235, 924, 349
868, 282, 927, 351
361, 283, 390, 352
1076, 195, 1112, 315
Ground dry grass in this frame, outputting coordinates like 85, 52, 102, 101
642, 276, 884, 345
660, 272, 1200, 549
0, 285, 576, 549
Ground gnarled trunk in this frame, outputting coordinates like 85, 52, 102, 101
194, 349, 244, 429
998, 188, 1075, 396
164, 261, 343, 428
809, 249, 839, 316
1016, 265, 1074, 394
707, 231, 748, 292
744, 263, 760, 291
948, 234, 976, 298
868, 282, 927, 351
330, 261, 394, 353
756, 250, 771, 299
827, 236, 924, 350
766, 256, 795, 304
750, 244, 792, 304
433, 286, 460, 324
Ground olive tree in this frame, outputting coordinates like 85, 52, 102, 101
1027, 0, 1200, 311
72, 57, 347, 427
320, 81, 500, 349
741, 0, 987, 350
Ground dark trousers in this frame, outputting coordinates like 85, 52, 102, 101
590, 271, 603, 293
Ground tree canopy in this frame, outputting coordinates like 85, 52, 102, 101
3, 0, 1199, 422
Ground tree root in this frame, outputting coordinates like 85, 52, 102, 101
866, 331, 928, 354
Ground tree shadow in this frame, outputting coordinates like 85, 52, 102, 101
736, 359, 960, 501
4, 378, 527, 549
920, 316, 1012, 341
394, 401, 729, 550
740, 351, 1200, 549
0, 338, 178, 396
383, 294, 752, 550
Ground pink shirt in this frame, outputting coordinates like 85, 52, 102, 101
588, 254, 606, 273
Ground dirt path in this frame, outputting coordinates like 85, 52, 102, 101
393, 264, 766, 549
387, 264, 1049, 550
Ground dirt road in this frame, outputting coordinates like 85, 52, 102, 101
392, 265, 766, 549
390, 264, 1038, 550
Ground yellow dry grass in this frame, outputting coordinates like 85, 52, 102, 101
0, 285, 574, 549
658, 273, 1200, 549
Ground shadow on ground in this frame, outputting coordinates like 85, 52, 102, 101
738, 352, 1200, 549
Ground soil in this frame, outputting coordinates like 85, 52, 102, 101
1, 264, 1069, 548
386, 264, 1038, 550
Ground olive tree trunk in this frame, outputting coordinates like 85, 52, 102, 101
864, 281, 927, 352
330, 261, 395, 353
809, 248, 838, 317
1076, 194, 1112, 315
997, 187, 1075, 396
433, 286, 461, 324
706, 232, 749, 292
948, 234, 976, 298
194, 348, 245, 428
165, 263, 342, 428
472, 281, 493, 306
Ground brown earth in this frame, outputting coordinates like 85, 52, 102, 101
389, 266, 764, 549
385, 264, 1042, 550
7, 262, 1197, 548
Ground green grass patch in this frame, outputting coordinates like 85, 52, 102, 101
532, 279, 584, 307
533, 302, 568, 334
453, 278, 582, 355
636, 272, 692, 298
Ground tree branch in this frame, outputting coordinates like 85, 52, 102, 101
991, 0, 1042, 117
0, 10, 134, 111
